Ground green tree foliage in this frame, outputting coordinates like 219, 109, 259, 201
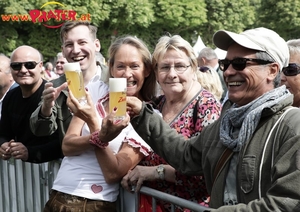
0, 0, 299, 62
258, 0, 300, 40
97, 0, 206, 58
198, 0, 256, 48
0, 0, 207, 61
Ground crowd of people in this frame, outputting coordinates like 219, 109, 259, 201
1, 20, 300, 212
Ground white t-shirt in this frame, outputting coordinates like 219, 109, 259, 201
53, 80, 151, 201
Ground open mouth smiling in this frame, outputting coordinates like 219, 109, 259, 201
72, 56, 85, 62
127, 81, 137, 87
228, 82, 243, 86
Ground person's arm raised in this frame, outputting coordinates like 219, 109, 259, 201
129, 99, 203, 176
62, 89, 99, 156
94, 108, 147, 184
30, 82, 68, 136
40, 82, 68, 117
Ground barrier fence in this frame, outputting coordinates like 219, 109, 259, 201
0, 159, 211, 212
0, 159, 60, 212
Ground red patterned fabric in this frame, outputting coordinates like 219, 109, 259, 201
139, 89, 221, 211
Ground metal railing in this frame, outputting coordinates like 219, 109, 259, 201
1, 158, 211, 212
118, 186, 211, 212
0, 158, 61, 212
138, 186, 210, 212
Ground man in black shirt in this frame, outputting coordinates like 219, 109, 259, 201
0, 45, 63, 163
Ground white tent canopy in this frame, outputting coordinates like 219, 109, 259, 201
193, 35, 206, 57
214, 48, 227, 59
193, 35, 227, 59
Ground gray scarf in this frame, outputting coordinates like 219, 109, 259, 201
220, 86, 291, 152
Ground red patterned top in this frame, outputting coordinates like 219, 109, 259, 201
139, 89, 222, 212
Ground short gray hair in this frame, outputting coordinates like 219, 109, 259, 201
255, 51, 279, 88
198, 47, 218, 60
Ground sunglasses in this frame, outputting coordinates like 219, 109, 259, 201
199, 66, 211, 73
219, 58, 273, 72
10, 61, 40, 71
282, 63, 300, 76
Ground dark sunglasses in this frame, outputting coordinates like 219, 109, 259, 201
199, 66, 211, 73
10, 61, 40, 71
282, 63, 300, 76
219, 58, 273, 72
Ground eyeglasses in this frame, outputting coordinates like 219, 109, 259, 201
219, 58, 274, 72
10, 61, 40, 71
158, 64, 191, 74
282, 63, 300, 76
199, 66, 211, 73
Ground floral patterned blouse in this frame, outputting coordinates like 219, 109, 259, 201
139, 88, 222, 212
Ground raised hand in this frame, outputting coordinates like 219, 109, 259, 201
98, 108, 130, 143
41, 82, 68, 117
126, 96, 143, 118
66, 88, 99, 130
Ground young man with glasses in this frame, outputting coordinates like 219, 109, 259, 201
0, 45, 63, 163
280, 39, 300, 107
102, 27, 300, 211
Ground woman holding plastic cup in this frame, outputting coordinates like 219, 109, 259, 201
50, 36, 156, 211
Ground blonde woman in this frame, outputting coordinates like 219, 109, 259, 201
196, 65, 224, 101
121, 35, 222, 211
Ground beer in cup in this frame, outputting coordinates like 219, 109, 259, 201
109, 78, 127, 120
64, 62, 87, 105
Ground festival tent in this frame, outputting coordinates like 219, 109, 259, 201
193, 35, 227, 59
214, 48, 227, 59
193, 35, 206, 57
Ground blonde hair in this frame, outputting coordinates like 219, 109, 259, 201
152, 35, 198, 74
108, 35, 156, 101
196, 66, 223, 101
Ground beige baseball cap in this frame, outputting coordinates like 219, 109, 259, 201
213, 27, 289, 70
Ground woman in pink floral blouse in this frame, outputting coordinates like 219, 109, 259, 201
121, 35, 222, 212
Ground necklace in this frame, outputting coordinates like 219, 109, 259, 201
162, 104, 181, 124
163, 116, 173, 124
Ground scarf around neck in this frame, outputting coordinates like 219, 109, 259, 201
220, 86, 291, 152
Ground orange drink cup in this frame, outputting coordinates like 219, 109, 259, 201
64, 62, 87, 105
109, 78, 127, 120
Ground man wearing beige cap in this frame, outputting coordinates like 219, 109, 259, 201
100, 27, 300, 211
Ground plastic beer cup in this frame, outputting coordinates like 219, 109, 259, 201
109, 78, 127, 120
64, 62, 87, 105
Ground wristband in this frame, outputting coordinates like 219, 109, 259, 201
38, 112, 51, 119
89, 131, 108, 149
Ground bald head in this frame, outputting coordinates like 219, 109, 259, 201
10, 45, 42, 62
10, 45, 43, 89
